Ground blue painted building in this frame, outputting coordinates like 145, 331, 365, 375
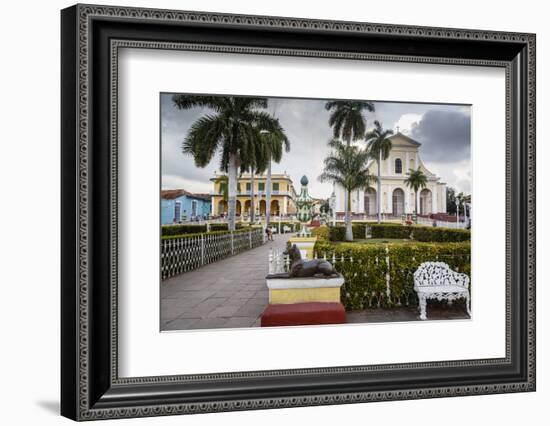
161, 189, 212, 225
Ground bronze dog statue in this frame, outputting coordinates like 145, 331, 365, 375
284, 244, 339, 278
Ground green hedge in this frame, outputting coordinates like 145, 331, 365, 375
327, 223, 470, 242
311, 226, 330, 240
161, 223, 245, 236
162, 224, 207, 236
370, 223, 412, 239
411, 226, 470, 242
314, 239, 471, 311
161, 227, 252, 240
209, 223, 245, 232
328, 224, 370, 241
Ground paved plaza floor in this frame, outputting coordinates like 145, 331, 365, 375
347, 304, 469, 323
161, 232, 290, 331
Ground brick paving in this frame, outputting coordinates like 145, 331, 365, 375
161, 232, 291, 331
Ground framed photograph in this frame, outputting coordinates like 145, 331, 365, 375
61, 4, 536, 421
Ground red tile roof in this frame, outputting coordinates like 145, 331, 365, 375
161, 189, 189, 200
161, 189, 211, 201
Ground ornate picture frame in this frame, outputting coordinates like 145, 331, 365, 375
61, 4, 535, 421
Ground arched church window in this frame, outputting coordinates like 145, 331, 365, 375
395, 158, 403, 174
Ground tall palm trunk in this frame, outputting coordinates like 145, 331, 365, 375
414, 189, 418, 215
227, 153, 238, 231
250, 169, 255, 222
265, 159, 272, 225
343, 138, 350, 230
377, 150, 382, 224
345, 189, 353, 241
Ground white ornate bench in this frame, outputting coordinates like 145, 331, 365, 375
413, 262, 471, 320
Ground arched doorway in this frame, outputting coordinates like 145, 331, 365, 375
420, 188, 432, 215
236, 200, 242, 216
244, 200, 252, 216
259, 200, 266, 216
392, 188, 405, 216
364, 188, 377, 216
218, 200, 227, 215
270, 200, 280, 216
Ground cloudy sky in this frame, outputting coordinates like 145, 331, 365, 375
161, 94, 471, 199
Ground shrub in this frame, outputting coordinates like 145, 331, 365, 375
311, 226, 330, 240
411, 226, 470, 242
370, 223, 412, 239
369, 223, 471, 242
328, 226, 346, 241
161, 224, 207, 236
208, 223, 245, 232
315, 239, 471, 311
328, 224, 371, 241
161, 222, 247, 236
161, 227, 252, 240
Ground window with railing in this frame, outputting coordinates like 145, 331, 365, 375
273, 182, 280, 192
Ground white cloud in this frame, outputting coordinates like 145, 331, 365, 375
393, 113, 422, 135
162, 174, 212, 193
423, 158, 471, 194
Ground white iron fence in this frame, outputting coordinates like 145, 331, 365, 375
268, 246, 470, 309
416, 216, 469, 229
162, 228, 264, 279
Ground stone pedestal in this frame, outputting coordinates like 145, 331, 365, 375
261, 302, 346, 327
261, 274, 347, 327
288, 236, 317, 260
266, 275, 344, 304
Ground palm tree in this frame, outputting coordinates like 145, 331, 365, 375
365, 121, 393, 223
325, 100, 375, 223
319, 139, 375, 241
404, 167, 428, 216
325, 100, 375, 145
173, 95, 281, 231
257, 121, 290, 225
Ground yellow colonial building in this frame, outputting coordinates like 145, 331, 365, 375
210, 172, 297, 217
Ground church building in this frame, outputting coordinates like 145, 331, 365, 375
333, 132, 447, 216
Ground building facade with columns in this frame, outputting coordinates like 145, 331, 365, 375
334, 133, 447, 216
210, 172, 297, 217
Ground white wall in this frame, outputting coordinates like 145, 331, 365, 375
0, 0, 546, 425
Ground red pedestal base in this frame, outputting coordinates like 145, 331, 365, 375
261, 302, 347, 327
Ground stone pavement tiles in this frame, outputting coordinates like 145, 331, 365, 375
346, 304, 470, 323
161, 232, 291, 331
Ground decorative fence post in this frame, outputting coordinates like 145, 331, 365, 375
385, 245, 391, 300
200, 234, 205, 266
268, 248, 274, 274
249, 229, 252, 249
231, 232, 234, 255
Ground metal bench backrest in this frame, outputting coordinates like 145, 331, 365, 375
413, 261, 469, 289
